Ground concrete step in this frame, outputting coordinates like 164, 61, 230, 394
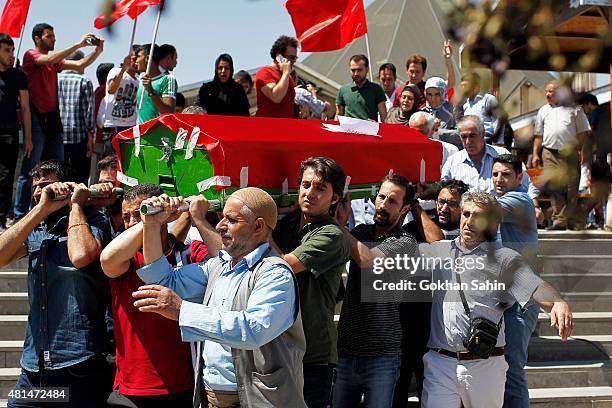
0, 294, 28, 315
0, 316, 27, 341
529, 386, 612, 407
538, 241, 612, 256
529, 336, 612, 362
541, 272, 612, 293
538, 312, 612, 336
526, 360, 612, 389
0, 342, 22, 369
539, 257, 612, 279
561, 292, 612, 312
0, 260, 28, 273
0, 368, 20, 399
0, 273, 27, 293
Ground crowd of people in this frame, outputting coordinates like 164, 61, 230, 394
0, 21, 610, 408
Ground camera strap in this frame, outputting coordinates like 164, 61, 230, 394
453, 262, 472, 317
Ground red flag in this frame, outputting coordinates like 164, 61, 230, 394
94, 0, 160, 29
0, 0, 31, 38
284, 0, 367, 52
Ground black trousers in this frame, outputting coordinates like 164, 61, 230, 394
0, 129, 19, 225
63, 139, 91, 185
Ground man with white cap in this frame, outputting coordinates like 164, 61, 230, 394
132, 187, 306, 408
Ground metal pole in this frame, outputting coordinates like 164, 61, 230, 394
364, 32, 373, 82
128, 7, 139, 54
138, 5, 162, 109
13, 0, 31, 67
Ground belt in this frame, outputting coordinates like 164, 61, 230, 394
543, 146, 559, 153
431, 347, 505, 360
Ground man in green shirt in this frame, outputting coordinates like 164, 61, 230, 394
336, 54, 387, 122
271, 156, 350, 408
135, 43, 177, 124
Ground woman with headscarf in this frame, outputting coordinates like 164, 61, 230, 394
384, 84, 422, 125
197, 54, 250, 116
422, 76, 456, 129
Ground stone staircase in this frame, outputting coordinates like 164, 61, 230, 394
527, 230, 612, 407
0, 232, 611, 406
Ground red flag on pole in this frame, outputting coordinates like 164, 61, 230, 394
94, 0, 160, 29
284, 0, 367, 52
0, 0, 31, 38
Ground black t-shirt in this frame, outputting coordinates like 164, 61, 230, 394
337, 223, 419, 356
0, 68, 28, 130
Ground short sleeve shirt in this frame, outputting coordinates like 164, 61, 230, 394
0, 68, 28, 130
336, 80, 386, 121
535, 104, 591, 149
22, 49, 63, 113
273, 212, 349, 365
255, 66, 296, 118
104, 67, 139, 128
136, 73, 178, 124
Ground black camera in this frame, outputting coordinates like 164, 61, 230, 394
86, 36, 100, 46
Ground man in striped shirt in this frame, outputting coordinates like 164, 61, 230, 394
58, 50, 95, 184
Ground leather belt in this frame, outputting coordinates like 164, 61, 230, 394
431, 347, 505, 360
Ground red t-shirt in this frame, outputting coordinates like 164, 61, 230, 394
21, 49, 64, 113
110, 250, 193, 396
255, 66, 296, 118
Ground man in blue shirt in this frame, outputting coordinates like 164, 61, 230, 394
132, 187, 306, 407
0, 160, 111, 408
492, 154, 539, 408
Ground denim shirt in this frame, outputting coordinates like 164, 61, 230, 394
22, 209, 111, 372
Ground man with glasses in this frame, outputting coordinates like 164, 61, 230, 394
255, 35, 299, 118
436, 179, 469, 240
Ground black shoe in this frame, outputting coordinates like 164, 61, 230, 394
546, 223, 566, 231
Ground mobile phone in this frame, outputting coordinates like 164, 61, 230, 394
275, 54, 284, 64
86, 36, 100, 46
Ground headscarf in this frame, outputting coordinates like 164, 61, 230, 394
424, 76, 448, 107
385, 84, 422, 125
213, 53, 235, 85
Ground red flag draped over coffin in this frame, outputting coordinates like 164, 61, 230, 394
284, 0, 367, 52
112, 114, 442, 194
94, 0, 160, 29
0, 0, 30, 38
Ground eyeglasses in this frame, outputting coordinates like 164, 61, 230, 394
437, 199, 459, 209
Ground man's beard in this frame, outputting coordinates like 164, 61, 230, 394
373, 209, 391, 227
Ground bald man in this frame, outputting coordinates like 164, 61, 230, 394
133, 188, 306, 408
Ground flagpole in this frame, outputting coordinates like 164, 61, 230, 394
127, 6, 139, 54
364, 33, 373, 82
13, 0, 31, 67
138, 4, 162, 109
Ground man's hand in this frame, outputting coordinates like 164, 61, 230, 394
86, 134, 94, 158
70, 183, 90, 207
278, 57, 292, 75
443, 39, 453, 59
78, 33, 97, 48
38, 182, 72, 216
531, 153, 542, 168
187, 195, 210, 223
550, 301, 573, 340
23, 136, 33, 159
88, 182, 117, 209
141, 194, 185, 225
122, 54, 132, 68
334, 192, 352, 227
535, 207, 544, 225
141, 74, 153, 94
132, 284, 182, 321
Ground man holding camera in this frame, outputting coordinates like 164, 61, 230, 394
0, 160, 112, 408
418, 191, 572, 408
13, 23, 104, 223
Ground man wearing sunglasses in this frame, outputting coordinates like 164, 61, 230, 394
255, 35, 299, 118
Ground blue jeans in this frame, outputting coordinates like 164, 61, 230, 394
13, 114, 63, 219
333, 353, 401, 408
303, 364, 335, 408
8, 355, 112, 408
503, 302, 539, 408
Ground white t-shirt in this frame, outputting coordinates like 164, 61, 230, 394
535, 104, 590, 150
103, 67, 139, 128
